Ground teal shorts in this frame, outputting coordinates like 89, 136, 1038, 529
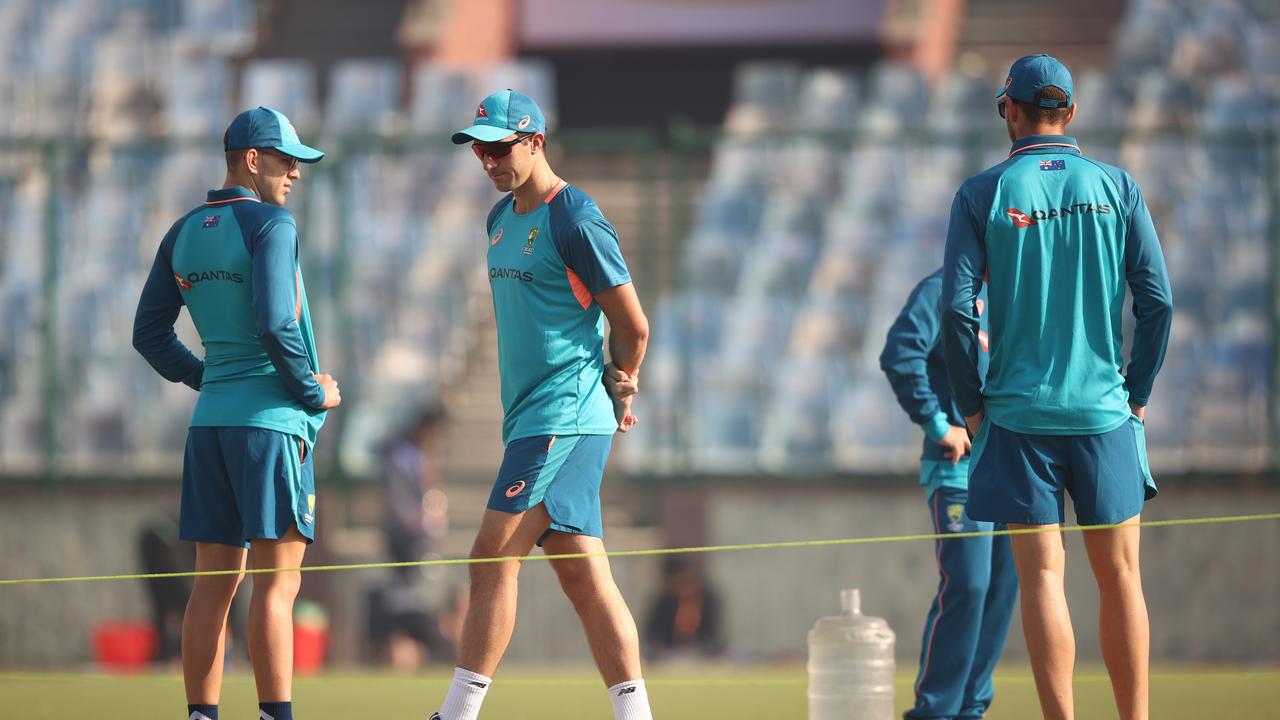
487, 434, 613, 544
180, 427, 315, 548
966, 416, 1156, 526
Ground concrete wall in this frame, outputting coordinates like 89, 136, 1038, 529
0, 479, 1276, 667
698, 480, 1280, 665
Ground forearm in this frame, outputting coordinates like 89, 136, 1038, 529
607, 317, 649, 377
259, 323, 326, 408
133, 325, 204, 389
133, 279, 203, 389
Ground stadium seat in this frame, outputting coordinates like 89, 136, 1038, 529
239, 60, 320, 132
326, 59, 404, 135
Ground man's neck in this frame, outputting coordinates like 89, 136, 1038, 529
1015, 124, 1069, 141
222, 173, 258, 196
512, 163, 562, 213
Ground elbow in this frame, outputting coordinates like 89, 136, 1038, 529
131, 325, 154, 357
635, 315, 651, 346
619, 313, 649, 348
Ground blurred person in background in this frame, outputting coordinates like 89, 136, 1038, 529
137, 511, 194, 666
643, 556, 724, 662
428, 89, 653, 720
133, 106, 341, 720
880, 268, 1017, 720
942, 55, 1173, 720
371, 406, 452, 669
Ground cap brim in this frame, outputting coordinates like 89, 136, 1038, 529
995, 87, 1008, 99
451, 124, 517, 144
277, 143, 324, 163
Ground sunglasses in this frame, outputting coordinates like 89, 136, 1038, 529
997, 100, 1007, 119
471, 134, 532, 160
258, 148, 300, 172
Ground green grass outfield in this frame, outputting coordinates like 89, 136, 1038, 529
2, 665, 1277, 718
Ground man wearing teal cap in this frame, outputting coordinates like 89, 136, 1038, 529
133, 106, 341, 720
429, 89, 654, 720
941, 55, 1172, 720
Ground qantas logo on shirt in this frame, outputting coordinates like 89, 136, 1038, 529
489, 267, 534, 282
1006, 208, 1036, 227
176, 270, 245, 287
1008, 202, 1112, 229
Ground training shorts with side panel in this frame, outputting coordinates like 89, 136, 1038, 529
487, 434, 613, 544
966, 415, 1156, 526
180, 426, 316, 548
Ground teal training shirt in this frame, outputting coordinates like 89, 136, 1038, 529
941, 135, 1174, 436
484, 182, 632, 444
133, 185, 327, 448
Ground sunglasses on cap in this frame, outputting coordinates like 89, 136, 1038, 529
258, 148, 300, 172
471, 134, 533, 160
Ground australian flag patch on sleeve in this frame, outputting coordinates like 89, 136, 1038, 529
1039, 159, 1066, 171
203, 215, 220, 228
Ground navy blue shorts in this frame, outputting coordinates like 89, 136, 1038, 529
180, 427, 315, 548
966, 416, 1156, 526
487, 434, 612, 543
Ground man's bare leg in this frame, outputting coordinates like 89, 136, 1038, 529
1083, 516, 1148, 720
183, 543, 247, 704
543, 532, 643, 686
1010, 524, 1075, 720
454, 505, 554, 676
246, 526, 308, 702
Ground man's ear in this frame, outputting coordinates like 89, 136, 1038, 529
245, 148, 261, 174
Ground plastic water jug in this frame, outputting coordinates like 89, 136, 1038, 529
807, 588, 896, 719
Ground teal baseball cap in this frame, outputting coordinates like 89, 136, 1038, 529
223, 107, 324, 162
451, 89, 546, 144
996, 54, 1074, 108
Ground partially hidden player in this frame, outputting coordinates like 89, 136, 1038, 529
880, 268, 1018, 720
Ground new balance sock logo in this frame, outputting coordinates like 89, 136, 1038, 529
617, 686, 637, 696
468, 681, 489, 689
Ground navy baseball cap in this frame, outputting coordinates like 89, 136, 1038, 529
223, 107, 324, 163
451, 89, 546, 144
996, 54, 1074, 108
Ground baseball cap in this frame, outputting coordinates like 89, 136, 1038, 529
451, 89, 546, 144
996, 54, 1074, 108
223, 107, 324, 163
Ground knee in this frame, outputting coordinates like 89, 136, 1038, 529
1094, 558, 1142, 594
253, 570, 301, 604
944, 576, 990, 608
193, 573, 243, 605
468, 556, 519, 593
553, 561, 603, 602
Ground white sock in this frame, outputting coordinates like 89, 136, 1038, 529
608, 678, 652, 720
437, 667, 491, 720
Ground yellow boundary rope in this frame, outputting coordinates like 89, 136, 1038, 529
1, 512, 1276, 587
1, 669, 1276, 686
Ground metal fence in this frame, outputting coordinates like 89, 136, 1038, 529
0, 127, 1275, 482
